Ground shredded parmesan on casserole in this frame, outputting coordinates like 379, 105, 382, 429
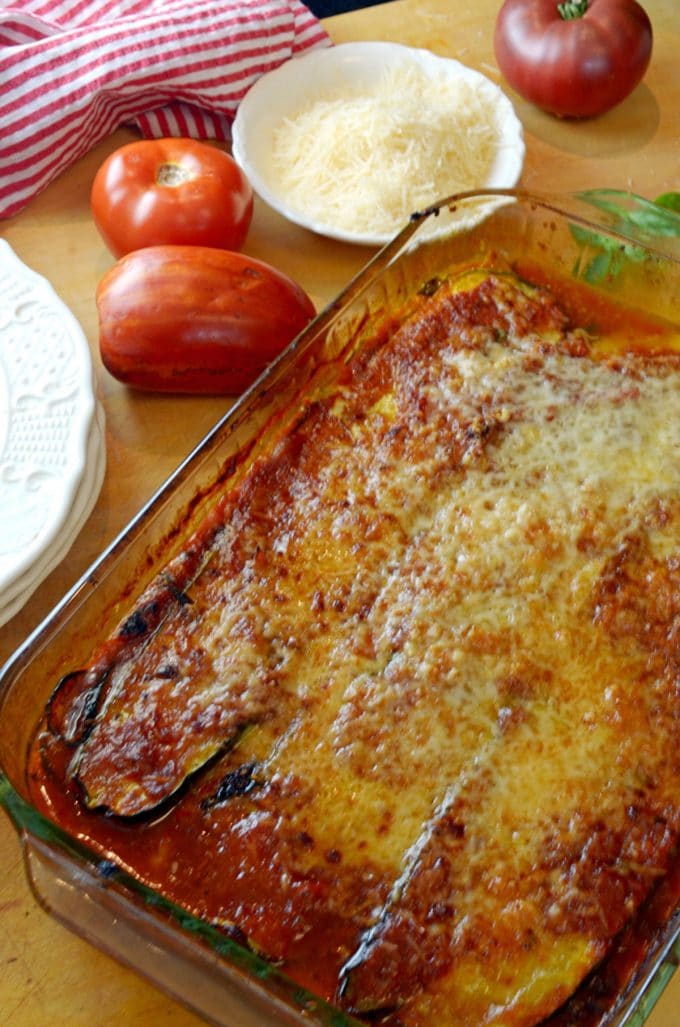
35, 270, 680, 1027
270, 62, 502, 236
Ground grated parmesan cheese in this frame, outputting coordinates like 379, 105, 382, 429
270, 62, 503, 237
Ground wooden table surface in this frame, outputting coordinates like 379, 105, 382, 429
1, 1, 679, 1024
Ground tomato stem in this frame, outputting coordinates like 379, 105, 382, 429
156, 161, 192, 187
557, 0, 588, 18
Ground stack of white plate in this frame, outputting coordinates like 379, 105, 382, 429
0, 240, 106, 629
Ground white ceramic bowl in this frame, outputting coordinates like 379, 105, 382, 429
232, 41, 525, 247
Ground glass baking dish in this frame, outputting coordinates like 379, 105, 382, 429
1, 189, 679, 1027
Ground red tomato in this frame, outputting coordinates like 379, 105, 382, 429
494, 0, 653, 118
91, 139, 254, 257
96, 245, 316, 394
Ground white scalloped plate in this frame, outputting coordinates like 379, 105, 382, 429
0, 240, 104, 619
232, 41, 525, 246
0, 403, 106, 629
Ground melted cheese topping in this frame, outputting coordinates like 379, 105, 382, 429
270, 62, 503, 236
35, 272, 680, 1027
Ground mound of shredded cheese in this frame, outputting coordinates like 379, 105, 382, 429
270, 62, 503, 238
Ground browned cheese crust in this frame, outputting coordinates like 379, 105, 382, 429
33, 270, 680, 1026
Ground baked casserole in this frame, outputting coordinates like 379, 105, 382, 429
27, 227, 680, 1026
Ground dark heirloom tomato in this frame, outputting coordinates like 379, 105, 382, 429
494, 0, 653, 118
96, 246, 316, 394
91, 138, 254, 257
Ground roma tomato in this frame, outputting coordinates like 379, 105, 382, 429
494, 0, 653, 118
96, 246, 316, 394
91, 139, 254, 257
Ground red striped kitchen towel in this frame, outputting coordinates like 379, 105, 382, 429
0, 0, 331, 218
